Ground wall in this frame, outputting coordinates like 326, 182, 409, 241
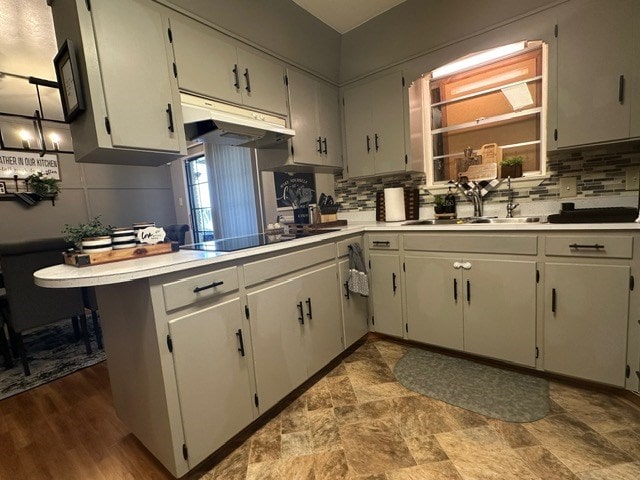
339, 0, 562, 83
0, 1, 176, 244
162, 0, 342, 83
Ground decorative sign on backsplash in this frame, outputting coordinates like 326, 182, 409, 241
274, 172, 317, 209
0, 151, 60, 180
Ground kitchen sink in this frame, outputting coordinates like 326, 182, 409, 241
403, 217, 543, 226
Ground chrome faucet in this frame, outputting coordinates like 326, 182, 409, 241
454, 181, 483, 217
506, 176, 519, 218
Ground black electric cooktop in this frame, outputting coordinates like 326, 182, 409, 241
182, 229, 339, 253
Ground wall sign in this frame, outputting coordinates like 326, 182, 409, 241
0, 151, 61, 180
54, 39, 85, 122
274, 172, 316, 209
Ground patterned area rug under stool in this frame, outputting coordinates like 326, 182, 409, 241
0, 318, 105, 400
394, 348, 549, 422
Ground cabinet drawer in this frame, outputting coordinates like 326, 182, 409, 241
545, 235, 633, 259
367, 234, 399, 250
337, 235, 364, 258
162, 266, 239, 311
244, 243, 335, 287
403, 234, 537, 255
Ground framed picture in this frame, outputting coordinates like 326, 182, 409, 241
53, 39, 85, 123
0, 181, 6, 195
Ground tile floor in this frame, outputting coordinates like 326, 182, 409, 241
202, 340, 640, 480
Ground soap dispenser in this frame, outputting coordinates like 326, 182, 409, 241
444, 187, 457, 217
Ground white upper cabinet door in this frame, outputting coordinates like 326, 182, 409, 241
169, 15, 242, 105
287, 69, 322, 165
556, 0, 634, 147
90, 0, 181, 152
343, 84, 374, 177
370, 71, 406, 174
237, 48, 287, 115
317, 80, 342, 167
343, 70, 407, 178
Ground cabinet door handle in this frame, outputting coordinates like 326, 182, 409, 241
305, 297, 313, 319
366, 135, 371, 153
552, 288, 557, 313
244, 68, 251, 93
232, 64, 240, 89
317, 136, 323, 153
569, 243, 604, 250
344, 281, 350, 299
193, 280, 224, 293
392, 272, 397, 294
235, 329, 245, 357
466, 280, 471, 304
453, 278, 458, 301
374, 133, 380, 151
322, 137, 328, 154
619, 75, 625, 104
297, 301, 304, 324
166, 104, 174, 133
372, 241, 390, 247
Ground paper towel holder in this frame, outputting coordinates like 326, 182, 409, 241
375, 188, 419, 222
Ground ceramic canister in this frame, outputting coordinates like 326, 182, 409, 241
111, 227, 136, 250
132, 222, 155, 244
81, 236, 113, 253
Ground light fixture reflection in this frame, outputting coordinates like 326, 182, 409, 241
431, 41, 527, 79
50, 132, 61, 151
19, 129, 32, 149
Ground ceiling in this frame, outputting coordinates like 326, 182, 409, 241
291, 0, 408, 33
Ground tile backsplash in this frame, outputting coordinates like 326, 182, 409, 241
335, 146, 640, 213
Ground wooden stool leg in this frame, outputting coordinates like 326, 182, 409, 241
91, 310, 103, 350
0, 324, 13, 369
77, 315, 92, 355
71, 316, 81, 341
14, 332, 30, 376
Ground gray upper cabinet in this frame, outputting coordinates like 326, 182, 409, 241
50, 0, 186, 166
555, 0, 637, 148
168, 15, 287, 115
343, 70, 407, 178
287, 69, 342, 168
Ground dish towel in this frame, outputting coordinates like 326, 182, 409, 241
347, 243, 369, 297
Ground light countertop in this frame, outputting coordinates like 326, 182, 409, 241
34, 221, 640, 288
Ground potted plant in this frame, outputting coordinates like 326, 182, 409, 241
24, 172, 61, 197
62, 215, 114, 252
500, 156, 524, 178
433, 194, 446, 214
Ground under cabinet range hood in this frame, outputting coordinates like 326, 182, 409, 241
181, 93, 294, 148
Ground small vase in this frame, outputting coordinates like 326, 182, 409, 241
81, 236, 113, 253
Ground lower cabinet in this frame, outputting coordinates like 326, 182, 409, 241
544, 263, 630, 386
369, 252, 403, 337
168, 297, 254, 467
404, 255, 537, 367
247, 263, 342, 413
338, 258, 369, 347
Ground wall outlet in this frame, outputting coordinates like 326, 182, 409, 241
559, 177, 577, 198
626, 167, 640, 190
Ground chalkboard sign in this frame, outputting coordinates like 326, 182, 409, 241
274, 172, 316, 209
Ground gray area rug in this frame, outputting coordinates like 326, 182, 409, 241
0, 318, 105, 400
394, 348, 549, 422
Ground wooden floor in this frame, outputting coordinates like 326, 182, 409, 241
0, 361, 174, 479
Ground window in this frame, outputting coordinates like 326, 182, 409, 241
423, 41, 547, 185
185, 155, 214, 243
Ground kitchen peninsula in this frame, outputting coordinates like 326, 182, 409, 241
35, 222, 640, 477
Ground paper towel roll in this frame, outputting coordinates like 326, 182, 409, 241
384, 187, 405, 222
